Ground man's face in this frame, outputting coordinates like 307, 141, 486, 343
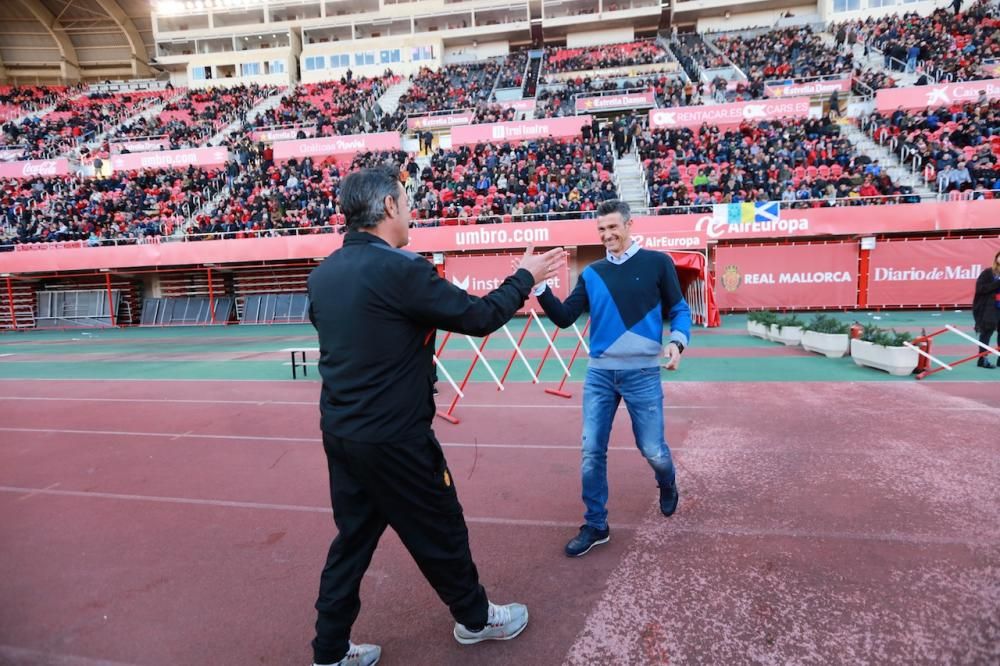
386, 183, 412, 247
597, 212, 632, 256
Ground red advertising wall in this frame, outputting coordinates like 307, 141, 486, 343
649, 97, 810, 130
444, 253, 570, 314
875, 78, 1000, 112
867, 237, 1000, 307
715, 242, 859, 309
4, 200, 998, 274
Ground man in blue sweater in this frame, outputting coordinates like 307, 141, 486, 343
535, 200, 692, 556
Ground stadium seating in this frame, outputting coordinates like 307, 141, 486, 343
841, 0, 999, 83
866, 100, 1000, 196
249, 74, 396, 137
1, 167, 225, 245
639, 116, 918, 213
543, 40, 671, 74
2, 9, 997, 249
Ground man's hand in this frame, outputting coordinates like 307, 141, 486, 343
662, 342, 682, 371
517, 244, 566, 285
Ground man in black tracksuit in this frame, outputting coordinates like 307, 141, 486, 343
972, 249, 1000, 368
306, 166, 564, 666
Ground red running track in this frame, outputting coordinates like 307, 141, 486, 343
0, 379, 998, 665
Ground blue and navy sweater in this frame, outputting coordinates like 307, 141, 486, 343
538, 245, 691, 369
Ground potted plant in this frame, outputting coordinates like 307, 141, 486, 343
746, 310, 776, 340
850, 325, 918, 376
770, 314, 805, 346
801, 315, 851, 358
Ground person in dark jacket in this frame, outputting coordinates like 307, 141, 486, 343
306, 166, 564, 666
972, 249, 1000, 368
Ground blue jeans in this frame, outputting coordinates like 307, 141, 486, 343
580, 366, 675, 530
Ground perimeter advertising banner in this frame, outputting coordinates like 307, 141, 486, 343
250, 126, 317, 143
649, 97, 811, 130
574, 90, 656, 112
407, 112, 475, 130
867, 237, 1000, 307
272, 132, 401, 162
444, 253, 570, 314
450, 116, 590, 145
764, 77, 852, 98
875, 78, 1000, 112
3, 200, 998, 278
110, 139, 169, 153
110, 147, 230, 171
714, 242, 859, 309
0, 159, 70, 178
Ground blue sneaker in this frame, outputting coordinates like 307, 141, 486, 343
565, 525, 610, 557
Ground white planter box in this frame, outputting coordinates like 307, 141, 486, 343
771, 325, 803, 346
747, 321, 770, 339
801, 331, 850, 358
851, 339, 919, 376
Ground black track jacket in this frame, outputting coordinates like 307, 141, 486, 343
308, 231, 534, 442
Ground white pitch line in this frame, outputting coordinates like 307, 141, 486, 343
0, 645, 138, 666
0, 426, 641, 450
0, 485, 622, 529
0, 395, 711, 410
0, 396, 995, 414
2, 485, 993, 546
0, 426, 318, 444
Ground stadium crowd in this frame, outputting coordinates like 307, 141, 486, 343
4, 7, 998, 248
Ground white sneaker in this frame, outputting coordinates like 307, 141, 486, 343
453, 601, 529, 645
313, 641, 381, 666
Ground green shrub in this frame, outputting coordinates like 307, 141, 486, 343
747, 310, 778, 325
776, 314, 804, 329
860, 324, 912, 347
801, 315, 850, 335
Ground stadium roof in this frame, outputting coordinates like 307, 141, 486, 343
0, 0, 156, 84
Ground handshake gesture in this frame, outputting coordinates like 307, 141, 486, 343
514, 244, 567, 287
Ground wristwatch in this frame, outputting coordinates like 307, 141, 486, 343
670, 341, 685, 354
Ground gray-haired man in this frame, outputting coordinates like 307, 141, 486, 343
307, 166, 565, 665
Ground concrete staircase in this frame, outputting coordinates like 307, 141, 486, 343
376, 78, 412, 117
613, 150, 648, 210
207, 87, 288, 146
70, 89, 187, 160
839, 120, 935, 199
817, 30, 921, 88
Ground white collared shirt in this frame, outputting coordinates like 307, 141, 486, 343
606, 240, 641, 265
533, 239, 642, 296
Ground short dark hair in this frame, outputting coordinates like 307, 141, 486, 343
596, 199, 631, 221
339, 166, 401, 231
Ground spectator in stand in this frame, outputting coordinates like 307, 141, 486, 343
841, 1, 999, 83
543, 40, 671, 75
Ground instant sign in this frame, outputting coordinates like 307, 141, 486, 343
444, 253, 570, 314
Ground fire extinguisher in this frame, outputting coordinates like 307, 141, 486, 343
913, 330, 931, 374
